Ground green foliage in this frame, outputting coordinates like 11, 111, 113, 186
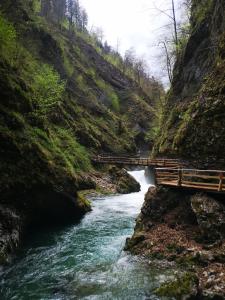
30, 126, 91, 174
111, 94, 120, 112
62, 18, 70, 30
32, 64, 66, 116
76, 74, 86, 90
0, 13, 16, 60
177, 23, 191, 55
155, 273, 198, 298
145, 96, 166, 143
32, 0, 41, 13
52, 127, 91, 173
96, 79, 120, 112
192, 0, 213, 26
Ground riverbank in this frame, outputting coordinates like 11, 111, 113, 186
0, 167, 140, 265
125, 186, 225, 299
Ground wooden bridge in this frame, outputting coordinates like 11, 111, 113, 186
155, 168, 225, 193
93, 154, 225, 194
92, 155, 180, 168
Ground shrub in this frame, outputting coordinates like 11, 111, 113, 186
0, 13, 16, 60
32, 64, 66, 116
111, 93, 120, 112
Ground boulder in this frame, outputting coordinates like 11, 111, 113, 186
109, 166, 140, 194
191, 194, 225, 243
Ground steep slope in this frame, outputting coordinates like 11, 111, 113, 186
127, 1, 225, 298
153, 0, 225, 166
0, 0, 158, 262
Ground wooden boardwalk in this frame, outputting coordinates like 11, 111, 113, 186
92, 155, 180, 168
93, 154, 225, 194
156, 168, 225, 193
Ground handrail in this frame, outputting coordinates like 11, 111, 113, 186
92, 156, 180, 167
156, 168, 225, 173
155, 167, 225, 193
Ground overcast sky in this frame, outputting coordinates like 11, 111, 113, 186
79, 0, 185, 86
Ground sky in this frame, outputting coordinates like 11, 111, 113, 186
79, 0, 184, 86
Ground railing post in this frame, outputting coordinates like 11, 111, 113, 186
218, 172, 223, 191
177, 169, 182, 186
154, 168, 158, 186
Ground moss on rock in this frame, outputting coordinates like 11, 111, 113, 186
109, 166, 141, 194
155, 272, 199, 299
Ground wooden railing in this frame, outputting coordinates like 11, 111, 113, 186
155, 168, 225, 192
92, 156, 180, 167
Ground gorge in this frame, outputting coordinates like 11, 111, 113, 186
0, 0, 225, 299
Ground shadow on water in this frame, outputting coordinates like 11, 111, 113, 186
0, 169, 173, 300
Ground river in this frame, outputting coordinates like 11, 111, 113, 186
0, 170, 172, 300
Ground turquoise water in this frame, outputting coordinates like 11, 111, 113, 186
0, 170, 173, 300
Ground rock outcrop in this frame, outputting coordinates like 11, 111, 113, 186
109, 167, 141, 194
191, 194, 225, 243
125, 186, 225, 298
0, 205, 24, 264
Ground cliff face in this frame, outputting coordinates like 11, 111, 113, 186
0, 0, 157, 261
154, 0, 225, 165
126, 1, 225, 298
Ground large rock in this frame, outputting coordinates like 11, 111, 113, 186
109, 166, 140, 194
0, 205, 24, 264
191, 194, 225, 243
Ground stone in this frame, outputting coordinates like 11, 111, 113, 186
191, 194, 225, 243
109, 167, 140, 194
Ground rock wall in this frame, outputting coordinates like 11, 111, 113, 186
153, 0, 225, 166
126, 186, 225, 298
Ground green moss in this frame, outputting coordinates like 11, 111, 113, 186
77, 191, 91, 210
192, 0, 213, 27
0, 13, 16, 62
155, 273, 198, 298
32, 0, 41, 14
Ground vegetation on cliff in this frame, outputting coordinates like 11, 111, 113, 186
153, 0, 225, 164
0, 0, 163, 202
126, 1, 225, 298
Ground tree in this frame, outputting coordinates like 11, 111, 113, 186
41, 0, 52, 20
68, 0, 75, 30
159, 41, 173, 84
80, 8, 88, 31
91, 27, 104, 44
123, 47, 136, 73
74, 0, 81, 28
134, 58, 146, 85
67, 0, 88, 32
150, 0, 178, 47
147, 0, 191, 85
41, 0, 66, 24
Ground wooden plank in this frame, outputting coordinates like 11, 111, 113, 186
156, 168, 225, 173
182, 173, 221, 180
156, 174, 178, 177
158, 181, 223, 191
180, 180, 219, 187
156, 172, 178, 176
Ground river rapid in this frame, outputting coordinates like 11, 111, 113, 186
0, 170, 173, 300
